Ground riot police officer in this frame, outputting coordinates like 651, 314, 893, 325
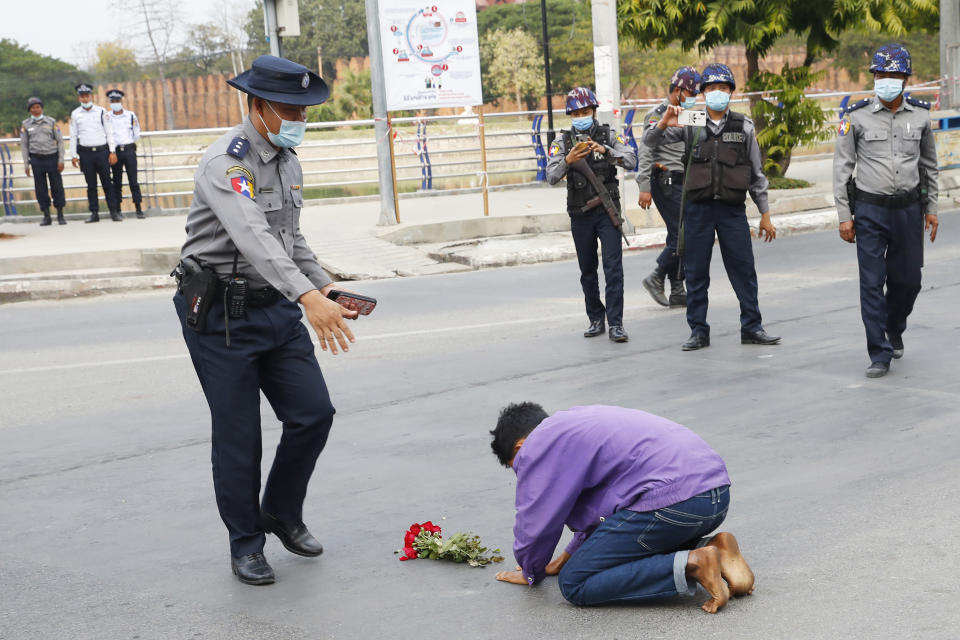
173, 56, 362, 585
644, 63, 780, 351
546, 87, 637, 343
833, 43, 939, 378
20, 97, 66, 225
636, 66, 700, 307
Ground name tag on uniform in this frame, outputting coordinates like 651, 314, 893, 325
722, 132, 745, 143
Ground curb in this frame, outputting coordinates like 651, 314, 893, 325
0, 274, 175, 303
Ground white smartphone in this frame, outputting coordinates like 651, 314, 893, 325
677, 110, 707, 127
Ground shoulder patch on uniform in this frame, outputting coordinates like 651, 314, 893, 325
844, 98, 871, 114
226, 136, 250, 159
548, 141, 563, 157
654, 103, 668, 114
905, 96, 931, 110
838, 120, 850, 136
616, 134, 626, 144
231, 176, 255, 200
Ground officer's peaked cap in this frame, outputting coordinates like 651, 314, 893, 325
75, 83, 94, 94
107, 89, 125, 99
227, 55, 329, 106
27, 97, 43, 109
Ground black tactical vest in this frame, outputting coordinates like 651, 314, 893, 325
562, 124, 619, 215
682, 112, 752, 204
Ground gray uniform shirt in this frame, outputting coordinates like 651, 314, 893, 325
634, 100, 685, 192
644, 110, 770, 213
20, 115, 64, 165
180, 117, 332, 302
833, 96, 939, 222
545, 125, 637, 186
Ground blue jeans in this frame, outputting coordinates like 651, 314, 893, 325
558, 486, 729, 606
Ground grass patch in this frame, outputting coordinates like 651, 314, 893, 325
768, 176, 812, 189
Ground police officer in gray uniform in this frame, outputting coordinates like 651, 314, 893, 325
833, 43, 939, 378
546, 87, 636, 343
645, 63, 780, 351
173, 56, 362, 586
20, 97, 66, 226
636, 66, 700, 307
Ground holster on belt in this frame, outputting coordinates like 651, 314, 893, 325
172, 256, 218, 332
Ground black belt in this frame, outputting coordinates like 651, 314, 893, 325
654, 166, 684, 182
215, 281, 281, 308
854, 188, 920, 209
116, 144, 136, 152
29, 152, 59, 160
77, 145, 107, 153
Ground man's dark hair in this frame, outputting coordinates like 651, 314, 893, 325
668, 83, 679, 94
489, 402, 549, 467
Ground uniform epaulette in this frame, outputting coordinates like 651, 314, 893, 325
844, 98, 871, 114
654, 103, 667, 114
905, 96, 931, 110
227, 136, 250, 159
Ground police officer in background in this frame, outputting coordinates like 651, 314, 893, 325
645, 64, 780, 351
174, 56, 363, 586
69, 83, 120, 223
833, 43, 939, 379
636, 66, 700, 308
20, 97, 66, 226
546, 87, 637, 343
106, 89, 144, 218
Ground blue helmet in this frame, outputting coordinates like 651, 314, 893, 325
565, 86, 599, 114
699, 63, 736, 92
670, 66, 701, 94
870, 43, 912, 76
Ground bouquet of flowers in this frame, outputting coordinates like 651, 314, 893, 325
396, 520, 504, 567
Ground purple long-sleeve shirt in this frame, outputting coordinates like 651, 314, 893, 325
511, 405, 730, 585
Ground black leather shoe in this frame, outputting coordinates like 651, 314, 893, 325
260, 512, 324, 557
682, 334, 710, 351
642, 270, 669, 307
583, 319, 605, 338
231, 552, 275, 585
889, 334, 904, 359
741, 329, 781, 345
608, 326, 628, 342
84, 212, 100, 223
109, 210, 123, 222
866, 361, 890, 378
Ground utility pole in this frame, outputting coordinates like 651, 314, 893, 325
942, 0, 960, 110
364, 0, 398, 226
263, 0, 282, 57
539, 0, 555, 144
590, 0, 620, 129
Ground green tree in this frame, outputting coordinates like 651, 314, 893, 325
166, 24, 235, 77
481, 28, 544, 111
308, 68, 372, 122
830, 30, 940, 85
93, 41, 144, 83
0, 39, 82, 134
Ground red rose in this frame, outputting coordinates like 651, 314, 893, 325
399, 546, 418, 560
408, 524, 422, 536
404, 531, 417, 546
422, 521, 441, 534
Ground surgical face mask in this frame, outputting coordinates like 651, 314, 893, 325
571, 116, 593, 131
704, 90, 730, 112
30, 114, 44, 121
110, 103, 123, 112
80, 100, 93, 110
259, 101, 306, 148
874, 77, 904, 102
682, 96, 698, 109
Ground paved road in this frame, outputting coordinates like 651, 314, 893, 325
2, 216, 959, 639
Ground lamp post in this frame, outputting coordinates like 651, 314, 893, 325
540, 0, 555, 145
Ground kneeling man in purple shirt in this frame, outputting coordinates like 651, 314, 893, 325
490, 403, 754, 613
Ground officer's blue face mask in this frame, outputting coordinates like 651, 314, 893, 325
571, 116, 594, 131
30, 114, 44, 121
704, 90, 730, 112
110, 102, 123, 112
874, 77, 904, 102
80, 99, 93, 110
682, 96, 698, 109
259, 101, 307, 148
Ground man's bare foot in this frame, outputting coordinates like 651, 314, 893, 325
706, 532, 755, 596
685, 547, 729, 613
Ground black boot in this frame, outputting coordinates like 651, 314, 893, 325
109, 209, 123, 222
85, 212, 100, 223
668, 278, 687, 307
56, 207, 66, 225
39, 209, 52, 226
135, 203, 145, 219
642, 268, 669, 307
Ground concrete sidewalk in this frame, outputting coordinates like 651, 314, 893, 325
1, 157, 957, 302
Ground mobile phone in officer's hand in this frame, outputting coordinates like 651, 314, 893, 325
327, 289, 377, 315
677, 110, 707, 127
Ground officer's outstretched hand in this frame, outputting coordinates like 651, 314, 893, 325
839, 221, 856, 243
758, 213, 776, 242
658, 105, 682, 129
638, 192, 652, 209
925, 214, 938, 243
299, 288, 357, 355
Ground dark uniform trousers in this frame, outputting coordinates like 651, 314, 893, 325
683, 200, 762, 337
111, 144, 142, 205
78, 146, 119, 213
571, 206, 624, 326
650, 169, 684, 279
853, 200, 923, 364
174, 291, 335, 558
29, 153, 66, 210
